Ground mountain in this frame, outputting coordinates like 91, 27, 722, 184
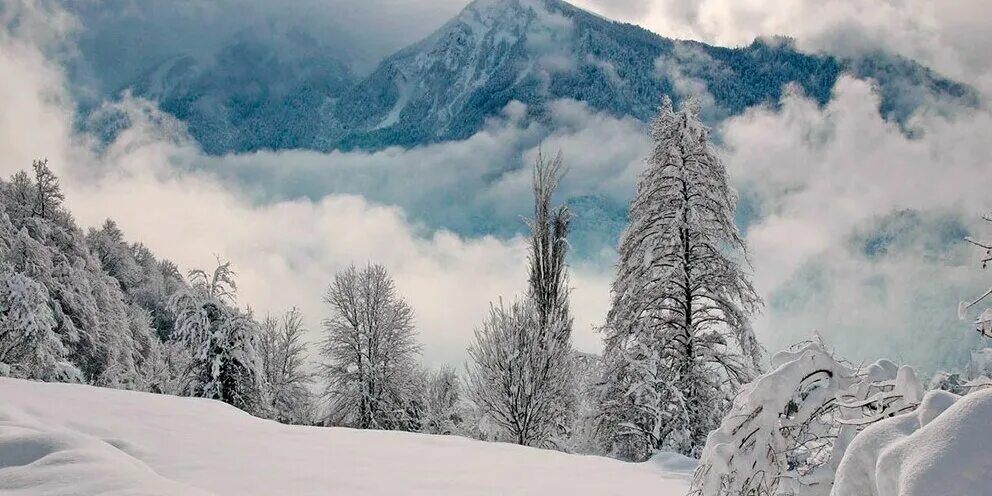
121, 26, 355, 154
106, 0, 974, 154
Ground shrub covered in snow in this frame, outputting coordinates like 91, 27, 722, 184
690, 339, 923, 496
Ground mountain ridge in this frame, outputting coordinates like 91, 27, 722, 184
103, 0, 975, 154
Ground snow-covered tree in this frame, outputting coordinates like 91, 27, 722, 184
170, 260, 266, 414
0, 263, 75, 380
319, 263, 422, 430
3, 170, 36, 221
527, 150, 573, 337
0, 164, 152, 388
87, 221, 188, 341
31, 159, 64, 220
959, 212, 992, 337
525, 149, 578, 441
690, 339, 924, 496
259, 308, 315, 424
598, 98, 762, 460
135, 338, 194, 395
417, 366, 464, 435
464, 151, 577, 448
568, 352, 607, 454
466, 297, 573, 447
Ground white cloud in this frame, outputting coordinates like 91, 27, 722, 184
171, 98, 649, 241
571, 0, 992, 97
720, 77, 992, 369
0, 3, 615, 367
6, 0, 992, 376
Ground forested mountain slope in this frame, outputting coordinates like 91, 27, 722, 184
94, 0, 973, 153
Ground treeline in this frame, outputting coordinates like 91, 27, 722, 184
1, 99, 764, 460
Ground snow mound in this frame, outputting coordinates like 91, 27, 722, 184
0, 378, 688, 495
649, 451, 699, 475
0, 408, 208, 495
833, 388, 992, 496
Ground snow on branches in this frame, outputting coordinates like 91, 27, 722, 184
319, 263, 422, 430
690, 339, 924, 496
170, 260, 267, 414
0, 262, 73, 380
466, 297, 573, 447
598, 97, 761, 460
959, 212, 992, 337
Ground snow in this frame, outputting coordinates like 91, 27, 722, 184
649, 451, 699, 476
832, 388, 992, 496
0, 378, 689, 495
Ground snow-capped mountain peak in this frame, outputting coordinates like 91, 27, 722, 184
103, 0, 974, 153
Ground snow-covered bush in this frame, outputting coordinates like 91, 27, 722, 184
690, 339, 923, 496
416, 366, 463, 435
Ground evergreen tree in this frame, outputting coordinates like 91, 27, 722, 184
598, 98, 762, 460
170, 261, 266, 413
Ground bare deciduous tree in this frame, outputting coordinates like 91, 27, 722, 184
960, 213, 992, 337
260, 308, 315, 424
465, 150, 577, 448
466, 297, 573, 446
320, 263, 421, 430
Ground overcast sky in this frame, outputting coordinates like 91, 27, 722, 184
2, 0, 991, 371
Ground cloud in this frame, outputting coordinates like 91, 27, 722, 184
571, 0, 992, 97
159, 98, 649, 252
6, 0, 992, 376
63, 0, 470, 94
720, 77, 992, 370
0, 1, 615, 367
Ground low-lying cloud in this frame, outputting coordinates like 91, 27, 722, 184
722, 77, 992, 371
4, 0, 992, 375
573, 0, 992, 98
0, 2, 612, 366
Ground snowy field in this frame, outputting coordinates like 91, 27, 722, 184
0, 378, 690, 495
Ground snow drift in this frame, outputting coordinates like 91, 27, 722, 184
833, 387, 992, 496
0, 378, 688, 495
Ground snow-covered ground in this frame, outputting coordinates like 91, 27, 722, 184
0, 378, 689, 495
834, 387, 992, 496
